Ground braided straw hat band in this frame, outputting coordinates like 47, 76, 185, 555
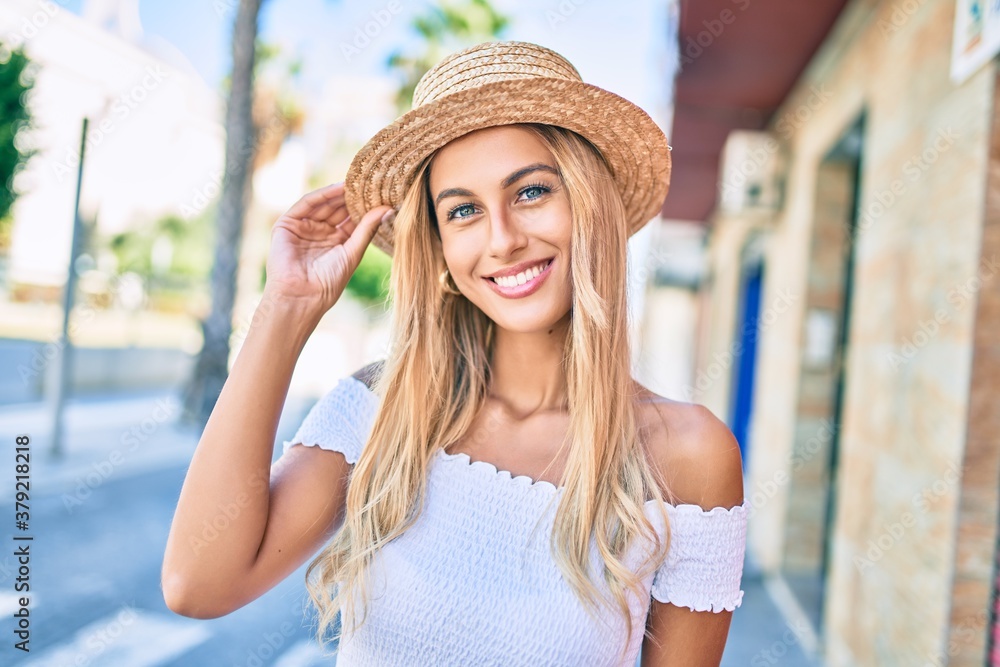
343, 41, 672, 257
412, 44, 583, 106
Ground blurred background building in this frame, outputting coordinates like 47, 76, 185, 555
642, 0, 999, 665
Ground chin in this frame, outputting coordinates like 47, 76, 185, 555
486, 306, 572, 335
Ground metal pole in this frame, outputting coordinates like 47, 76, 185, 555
49, 117, 88, 460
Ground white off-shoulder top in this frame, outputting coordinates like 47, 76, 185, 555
282, 376, 749, 667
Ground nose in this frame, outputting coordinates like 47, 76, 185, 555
486, 208, 529, 259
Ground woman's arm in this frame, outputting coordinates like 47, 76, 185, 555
161, 295, 347, 619
160, 183, 391, 619
641, 403, 747, 666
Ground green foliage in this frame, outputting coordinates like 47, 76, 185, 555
106, 209, 215, 285
387, 0, 510, 112
219, 38, 304, 92
0, 43, 36, 248
345, 243, 393, 305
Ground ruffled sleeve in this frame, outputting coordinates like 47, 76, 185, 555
281, 375, 380, 464
648, 499, 749, 612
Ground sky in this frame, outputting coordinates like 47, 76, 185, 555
54, 0, 675, 124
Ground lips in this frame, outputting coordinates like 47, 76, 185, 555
487, 258, 553, 287
482, 258, 555, 299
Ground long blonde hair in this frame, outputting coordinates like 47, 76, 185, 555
304, 123, 676, 663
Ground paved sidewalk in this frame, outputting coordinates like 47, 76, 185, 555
0, 390, 315, 504
722, 552, 823, 666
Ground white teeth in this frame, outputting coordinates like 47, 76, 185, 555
490, 260, 549, 288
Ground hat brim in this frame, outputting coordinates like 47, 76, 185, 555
344, 77, 671, 256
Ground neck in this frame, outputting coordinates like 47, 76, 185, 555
488, 314, 571, 418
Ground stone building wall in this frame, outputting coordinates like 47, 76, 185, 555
699, 0, 996, 663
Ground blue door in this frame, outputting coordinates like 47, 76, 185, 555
728, 259, 764, 471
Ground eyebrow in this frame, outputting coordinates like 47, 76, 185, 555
433, 163, 560, 208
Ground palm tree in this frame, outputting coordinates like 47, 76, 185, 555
182, 0, 266, 426
387, 0, 509, 112
0, 44, 35, 250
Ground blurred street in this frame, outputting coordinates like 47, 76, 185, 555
0, 390, 338, 667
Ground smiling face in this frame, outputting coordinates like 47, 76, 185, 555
428, 124, 574, 334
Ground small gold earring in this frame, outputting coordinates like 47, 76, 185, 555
439, 267, 462, 295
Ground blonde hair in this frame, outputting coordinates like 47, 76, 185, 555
304, 123, 676, 663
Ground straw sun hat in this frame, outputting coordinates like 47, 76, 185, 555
343, 40, 672, 257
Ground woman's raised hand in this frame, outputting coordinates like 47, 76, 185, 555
263, 182, 394, 314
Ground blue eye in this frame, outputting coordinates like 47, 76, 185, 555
446, 203, 477, 221
519, 183, 550, 200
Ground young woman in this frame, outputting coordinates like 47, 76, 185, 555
162, 41, 748, 666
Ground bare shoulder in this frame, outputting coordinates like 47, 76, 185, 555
634, 383, 745, 510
